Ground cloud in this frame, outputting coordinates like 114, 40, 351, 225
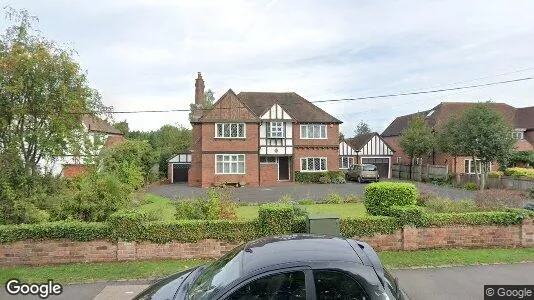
3, 0, 534, 133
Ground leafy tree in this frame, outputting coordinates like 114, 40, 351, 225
455, 103, 515, 189
0, 8, 108, 174
354, 121, 371, 137
339, 132, 345, 141
437, 115, 464, 182
204, 89, 215, 109
113, 120, 129, 135
508, 151, 534, 167
399, 115, 435, 169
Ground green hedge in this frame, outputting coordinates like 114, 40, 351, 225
258, 203, 296, 235
364, 182, 418, 215
0, 221, 111, 243
108, 210, 148, 241
294, 171, 346, 183
385, 205, 428, 227
340, 216, 400, 238
426, 211, 525, 227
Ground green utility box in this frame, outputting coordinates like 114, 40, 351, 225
307, 215, 340, 236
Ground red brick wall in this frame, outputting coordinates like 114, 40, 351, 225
294, 147, 339, 171
201, 122, 259, 152
200, 153, 259, 187
62, 164, 93, 178
188, 124, 203, 187
515, 139, 534, 151
1, 220, 533, 266
259, 163, 278, 185
294, 123, 339, 147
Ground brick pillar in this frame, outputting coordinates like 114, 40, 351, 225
117, 241, 137, 261
402, 226, 418, 250
521, 218, 534, 247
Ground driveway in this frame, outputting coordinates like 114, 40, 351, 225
148, 181, 475, 203
2, 263, 531, 299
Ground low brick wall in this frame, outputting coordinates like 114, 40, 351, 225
1, 219, 533, 267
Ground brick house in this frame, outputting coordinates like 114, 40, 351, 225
382, 102, 534, 174
188, 73, 342, 187
41, 115, 124, 177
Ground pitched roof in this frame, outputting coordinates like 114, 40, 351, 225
382, 102, 522, 137
82, 115, 123, 135
345, 132, 376, 150
237, 92, 342, 123
516, 106, 534, 129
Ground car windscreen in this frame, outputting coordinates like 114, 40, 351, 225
188, 244, 245, 299
362, 164, 377, 171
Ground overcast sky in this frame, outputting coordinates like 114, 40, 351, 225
3, 0, 534, 135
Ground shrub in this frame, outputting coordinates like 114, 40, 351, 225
279, 194, 293, 203
107, 161, 144, 190
298, 199, 315, 205
344, 194, 362, 203
474, 189, 526, 210
331, 175, 346, 184
0, 221, 111, 243
385, 205, 427, 227
174, 188, 236, 220
364, 182, 418, 216
318, 176, 331, 184
504, 167, 534, 179
424, 198, 478, 213
327, 171, 346, 184
11, 201, 51, 224
416, 190, 438, 206
463, 182, 479, 190
426, 211, 524, 227
508, 151, 534, 167
528, 188, 534, 199
258, 203, 297, 235
340, 216, 400, 237
324, 192, 344, 204
488, 171, 504, 178
108, 210, 148, 240
57, 172, 132, 222
294, 172, 324, 183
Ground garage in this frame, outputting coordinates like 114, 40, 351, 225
168, 152, 192, 183
361, 157, 390, 179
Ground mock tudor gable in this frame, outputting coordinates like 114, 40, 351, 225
200, 89, 258, 123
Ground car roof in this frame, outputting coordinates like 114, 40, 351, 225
240, 234, 363, 275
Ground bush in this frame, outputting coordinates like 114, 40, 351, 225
463, 182, 479, 190
258, 203, 302, 235
331, 175, 346, 184
508, 151, 534, 167
56, 172, 132, 222
11, 201, 51, 224
504, 167, 534, 179
474, 189, 526, 210
298, 198, 315, 205
488, 171, 504, 178
340, 216, 400, 237
107, 161, 145, 190
528, 188, 534, 199
364, 182, 418, 216
344, 194, 362, 203
108, 210, 148, 240
416, 190, 438, 206
426, 211, 525, 227
324, 192, 344, 204
294, 172, 324, 183
174, 188, 236, 220
0, 221, 111, 243
385, 205, 427, 227
318, 176, 331, 184
424, 198, 478, 213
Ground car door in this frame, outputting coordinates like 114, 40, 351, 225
219, 268, 314, 300
311, 269, 370, 300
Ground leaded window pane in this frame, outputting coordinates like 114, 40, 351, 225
224, 124, 230, 136
320, 158, 326, 170
217, 124, 223, 137
238, 124, 244, 137
301, 159, 307, 170
320, 125, 326, 138
302, 126, 307, 138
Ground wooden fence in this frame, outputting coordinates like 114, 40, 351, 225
392, 164, 449, 181
457, 174, 534, 191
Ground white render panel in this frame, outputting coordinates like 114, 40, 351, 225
339, 141, 356, 156
260, 123, 266, 138
359, 136, 393, 156
261, 104, 292, 120
285, 122, 293, 138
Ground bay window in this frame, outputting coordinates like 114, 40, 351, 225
266, 122, 284, 138
464, 159, 491, 174
215, 154, 245, 174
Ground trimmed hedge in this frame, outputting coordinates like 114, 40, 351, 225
364, 182, 418, 215
340, 216, 400, 238
294, 171, 346, 183
385, 205, 428, 227
0, 221, 111, 243
258, 203, 296, 235
426, 211, 525, 227
108, 210, 148, 241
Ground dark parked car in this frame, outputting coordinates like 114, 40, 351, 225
346, 164, 380, 183
134, 234, 409, 300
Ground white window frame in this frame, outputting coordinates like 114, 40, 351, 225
215, 123, 246, 139
300, 157, 327, 172
396, 157, 402, 164
215, 154, 246, 174
300, 124, 327, 139
267, 122, 284, 138
464, 159, 491, 174
339, 157, 354, 169
512, 131, 524, 140
260, 156, 277, 164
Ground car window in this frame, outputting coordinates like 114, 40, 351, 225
362, 165, 377, 171
227, 271, 306, 300
313, 270, 367, 300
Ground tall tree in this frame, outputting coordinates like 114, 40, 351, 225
0, 8, 108, 174
113, 120, 129, 135
399, 115, 435, 170
437, 115, 464, 183
339, 132, 345, 142
455, 103, 515, 189
354, 121, 371, 137
204, 89, 215, 109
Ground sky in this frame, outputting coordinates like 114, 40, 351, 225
3, 0, 534, 136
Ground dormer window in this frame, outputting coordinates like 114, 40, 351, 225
267, 122, 284, 138
512, 129, 524, 140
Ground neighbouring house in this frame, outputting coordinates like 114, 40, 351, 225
382, 102, 534, 175
188, 72, 342, 187
167, 151, 192, 183
339, 132, 395, 178
41, 115, 124, 177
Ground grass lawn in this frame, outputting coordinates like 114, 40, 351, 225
2, 248, 532, 284
236, 203, 367, 220
133, 193, 177, 221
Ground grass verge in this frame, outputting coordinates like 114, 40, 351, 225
235, 203, 367, 220
2, 248, 532, 284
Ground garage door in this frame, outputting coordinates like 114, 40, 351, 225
172, 163, 190, 182
361, 158, 389, 179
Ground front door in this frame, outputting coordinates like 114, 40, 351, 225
278, 157, 290, 180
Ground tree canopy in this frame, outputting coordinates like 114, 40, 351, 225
399, 114, 435, 161
354, 121, 372, 137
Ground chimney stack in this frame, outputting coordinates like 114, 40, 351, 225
195, 72, 205, 106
